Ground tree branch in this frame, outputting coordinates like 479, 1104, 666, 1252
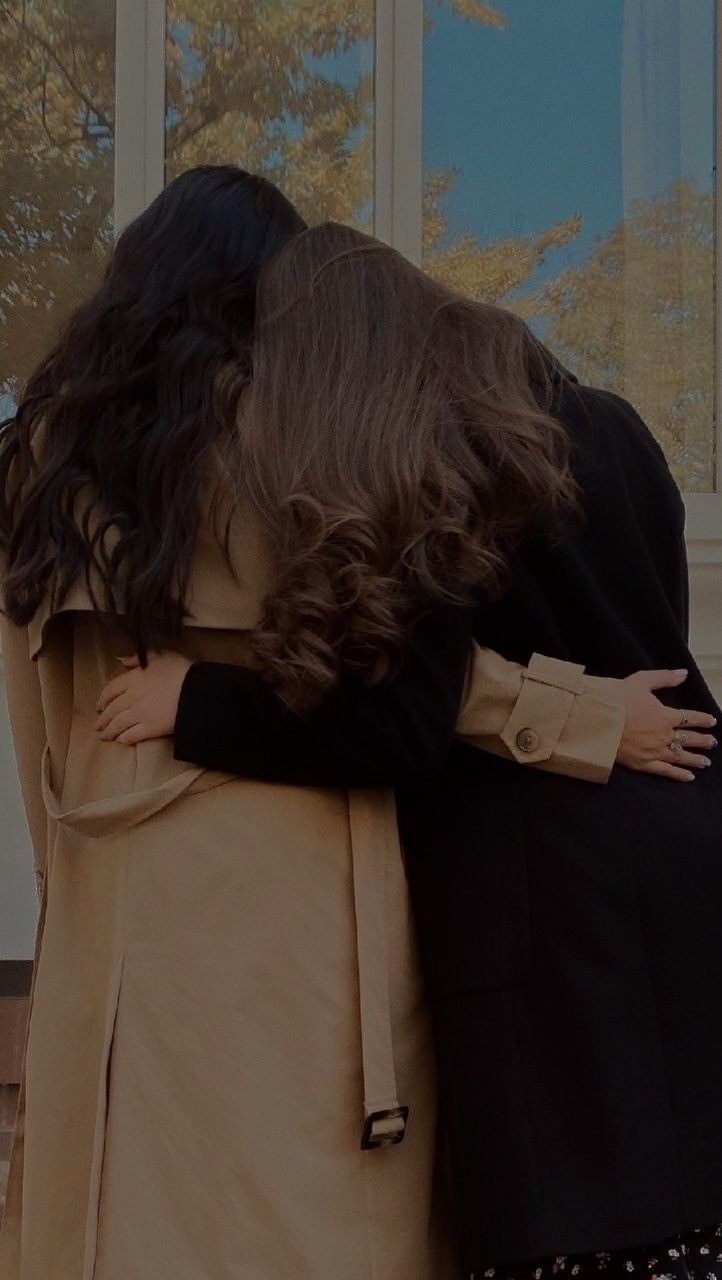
0, 3, 113, 134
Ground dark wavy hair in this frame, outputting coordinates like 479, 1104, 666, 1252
0, 164, 306, 656
237, 222, 579, 709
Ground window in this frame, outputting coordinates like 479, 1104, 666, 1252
423, 0, 716, 495
0, 0, 115, 417
164, 1, 375, 229
4, 0, 720, 500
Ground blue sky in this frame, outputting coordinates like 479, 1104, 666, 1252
422, 0, 714, 286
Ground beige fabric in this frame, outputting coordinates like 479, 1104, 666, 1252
0, 462, 624, 1278
458, 646, 626, 783
0, 492, 458, 1279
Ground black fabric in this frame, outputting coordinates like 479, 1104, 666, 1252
174, 599, 475, 787
174, 381, 722, 1270
475, 1222, 722, 1280
397, 384, 722, 1268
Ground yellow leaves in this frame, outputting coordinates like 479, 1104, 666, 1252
422, 166, 581, 304
533, 213, 583, 254
448, 0, 507, 29
523, 182, 714, 491
425, 0, 506, 37
7, 0, 710, 491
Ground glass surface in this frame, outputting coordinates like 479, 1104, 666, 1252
165, 1, 375, 231
0, 0, 115, 956
0, 0, 115, 416
423, 0, 716, 492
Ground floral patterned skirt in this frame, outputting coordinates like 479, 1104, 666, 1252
472, 1224, 722, 1280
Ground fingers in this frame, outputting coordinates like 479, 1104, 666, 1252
672, 731, 717, 751
662, 748, 711, 771
118, 655, 141, 669
636, 669, 689, 692
116, 724, 152, 745
642, 760, 696, 783
95, 693, 131, 731
662, 726, 718, 770
96, 675, 129, 713
97, 708, 141, 741
669, 709, 718, 731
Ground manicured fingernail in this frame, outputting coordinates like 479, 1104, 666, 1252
712, 739, 718, 748
675, 669, 688, 676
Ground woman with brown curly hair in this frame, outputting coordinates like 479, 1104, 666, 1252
0, 192, 714, 1280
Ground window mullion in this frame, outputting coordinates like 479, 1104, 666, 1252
144, 0, 166, 209
374, 0, 394, 244
390, 0, 423, 264
114, 0, 165, 237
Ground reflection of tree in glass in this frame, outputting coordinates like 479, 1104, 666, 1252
0, 0, 115, 406
421, 12, 714, 494
423, 168, 583, 304
163, 0, 507, 218
1, 0, 504, 407
2, 1, 713, 490
164, 0, 377, 221
518, 182, 714, 493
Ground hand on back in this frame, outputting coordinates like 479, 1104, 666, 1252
95, 651, 192, 745
617, 669, 717, 782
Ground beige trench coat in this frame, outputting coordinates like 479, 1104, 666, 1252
0, 470, 624, 1280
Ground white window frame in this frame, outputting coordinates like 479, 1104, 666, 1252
115, 0, 721, 541
114, 0, 165, 233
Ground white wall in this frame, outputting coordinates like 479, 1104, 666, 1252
0, 681, 39, 958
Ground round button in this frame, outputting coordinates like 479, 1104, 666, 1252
516, 727, 540, 754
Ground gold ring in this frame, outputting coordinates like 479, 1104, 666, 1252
679, 715, 689, 728
670, 735, 686, 755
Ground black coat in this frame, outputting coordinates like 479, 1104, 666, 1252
174, 381, 722, 1270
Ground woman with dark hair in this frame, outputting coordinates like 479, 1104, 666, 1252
0, 190, 713, 1280
83, 222, 721, 1279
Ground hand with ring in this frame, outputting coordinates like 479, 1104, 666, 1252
616, 669, 718, 782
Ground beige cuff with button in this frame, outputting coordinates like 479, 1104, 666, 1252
456, 646, 627, 785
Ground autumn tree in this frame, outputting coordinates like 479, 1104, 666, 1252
1, 0, 571, 400
518, 181, 714, 490
0, 0, 115, 399
1, 0, 714, 490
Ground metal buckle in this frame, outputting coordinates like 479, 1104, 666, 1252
360, 1105, 410, 1150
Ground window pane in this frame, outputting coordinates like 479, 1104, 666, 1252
165, 2, 375, 230
423, 0, 716, 492
0, 0, 116, 418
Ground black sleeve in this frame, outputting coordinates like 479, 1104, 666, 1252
173, 604, 474, 788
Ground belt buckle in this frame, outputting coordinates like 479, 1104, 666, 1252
360, 1105, 410, 1150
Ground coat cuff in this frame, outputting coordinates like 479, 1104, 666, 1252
458, 650, 626, 785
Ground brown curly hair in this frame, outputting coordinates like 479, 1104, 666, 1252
233, 221, 578, 710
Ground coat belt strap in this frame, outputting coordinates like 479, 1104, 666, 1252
39, 743, 230, 837
348, 789, 409, 1150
